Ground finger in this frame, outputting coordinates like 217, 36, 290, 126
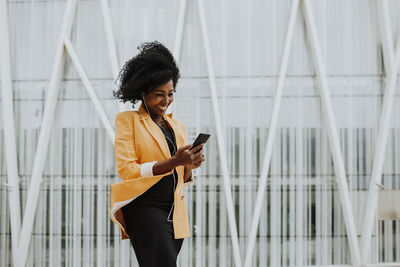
198, 143, 205, 150
193, 153, 203, 161
180, 144, 192, 151
192, 143, 205, 152
192, 162, 200, 168
196, 158, 204, 164
192, 146, 203, 154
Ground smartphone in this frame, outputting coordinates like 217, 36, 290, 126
190, 133, 211, 152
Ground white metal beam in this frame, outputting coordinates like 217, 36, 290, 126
173, 0, 187, 63
374, 0, 394, 74
100, 0, 119, 80
195, 0, 242, 266
0, 1, 22, 266
243, 1, 300, 266
302, 0, 362, 265
17, 1, 79, 266
99, 0, 127, 112
360, 0, 400, 264
63, 37, 115, 142
169, 0, 187, 115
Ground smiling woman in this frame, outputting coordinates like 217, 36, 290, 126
110, 41, 205, 267
142, 80, 175, 124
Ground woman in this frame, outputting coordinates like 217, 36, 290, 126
109, 41, 205, 267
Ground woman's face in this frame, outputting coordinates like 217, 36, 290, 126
143, 79, 174, 119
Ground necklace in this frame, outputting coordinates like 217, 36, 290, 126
156, 118, 169, 129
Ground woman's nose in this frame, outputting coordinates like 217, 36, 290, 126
160, 95, 167, 103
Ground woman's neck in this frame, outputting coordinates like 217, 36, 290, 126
150, 113, 162, 124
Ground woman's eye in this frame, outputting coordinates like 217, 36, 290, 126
168, 94, 174, 97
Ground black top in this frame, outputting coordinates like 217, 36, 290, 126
131, 123, 178, 210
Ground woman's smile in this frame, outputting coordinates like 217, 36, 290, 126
157, 105, 168, 113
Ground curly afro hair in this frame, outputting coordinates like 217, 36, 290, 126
113, 41, 180, 107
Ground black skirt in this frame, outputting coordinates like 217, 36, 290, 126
122, 203, 183, 267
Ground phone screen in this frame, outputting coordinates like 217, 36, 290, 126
190, 133, 211, 151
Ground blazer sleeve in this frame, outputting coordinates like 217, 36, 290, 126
114, 112, 142, 180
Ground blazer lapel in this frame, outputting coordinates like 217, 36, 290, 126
137, 104, 171, 159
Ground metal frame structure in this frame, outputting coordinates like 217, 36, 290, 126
1, 0, 399, 266
0, 0, 22, 266
195, 0, 243, 265
244, 1, 300, 265
0, 0, 120, 266
100, 0, 127, 113
360, 0, 400, 265
245, 0, 363, 265
170, 0, 244, 265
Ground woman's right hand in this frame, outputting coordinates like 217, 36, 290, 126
173, 144, 205, 167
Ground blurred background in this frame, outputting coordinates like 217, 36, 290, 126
1, 0, 400, 266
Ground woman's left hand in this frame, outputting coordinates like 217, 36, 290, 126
185, 147, 205, 170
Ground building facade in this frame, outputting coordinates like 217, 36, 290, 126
0, 0, 400, 266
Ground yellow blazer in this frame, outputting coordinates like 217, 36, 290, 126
109, 104, 191, 240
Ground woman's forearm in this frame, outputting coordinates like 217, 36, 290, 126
151, 159, 193, 184
152, 158, 178, 176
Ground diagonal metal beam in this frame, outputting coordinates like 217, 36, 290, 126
302, 0, 362, 265
17, 1, 79, 266
173, 0, 187, 63
0, 1, 22, 265
360, 0, 400, 264
374, 0, 394, 74
63, 37, 115, 142
100, 0, 119, 80
169, 0, 187, 115
195, 0, 242, 265
99, 0, 127, 112
243, 1, 300, 266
